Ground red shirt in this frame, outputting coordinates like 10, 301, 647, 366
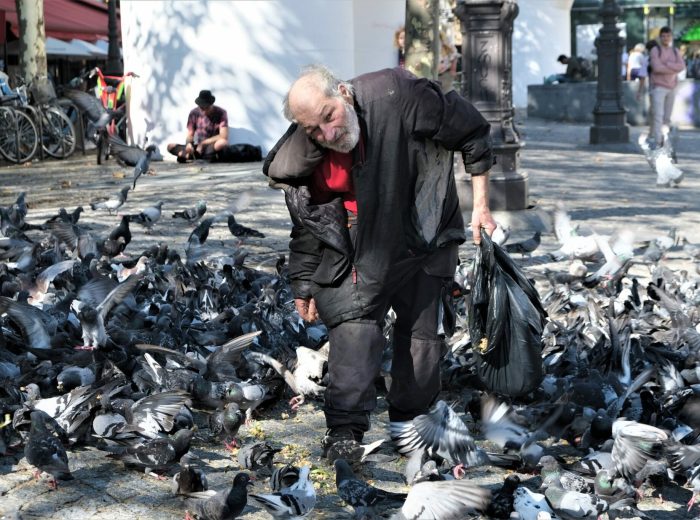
310, 149, 358, 214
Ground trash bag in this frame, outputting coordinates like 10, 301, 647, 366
468, 230, 547, 396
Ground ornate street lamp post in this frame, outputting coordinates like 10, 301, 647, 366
454, 0, 527, 211
590, 0, 629, 144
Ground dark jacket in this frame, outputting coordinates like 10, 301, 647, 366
263, 68, 492, 327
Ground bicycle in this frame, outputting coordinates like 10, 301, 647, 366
3, 75, 76, 161
0, 77, 39, 163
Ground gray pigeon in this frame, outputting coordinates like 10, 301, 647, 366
63, 89, 113, 130
237, 440, 280, 477
25, 410, 73, 489
173, 200, 208, 224
90, 186, 130, 215
185, 472, 252, 520
334, 458, 406, 516
128, 201, 163, 233
172, 454, 208, 496
391, 400, 489, 477
611, 419, 667, 483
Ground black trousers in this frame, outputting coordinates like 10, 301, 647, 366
168, 143, 261, 162
324, 253, 453, 436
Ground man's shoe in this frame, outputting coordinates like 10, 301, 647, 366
321, 427, 362, 458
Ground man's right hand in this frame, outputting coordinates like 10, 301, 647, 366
185, 143, 194, 158
295, 297, 319, 322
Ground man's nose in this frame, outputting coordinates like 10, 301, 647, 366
317, 124, 335, 143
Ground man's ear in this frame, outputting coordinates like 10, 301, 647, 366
338, 84, 353, 104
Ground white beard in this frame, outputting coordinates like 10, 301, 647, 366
322, 101, 360, 153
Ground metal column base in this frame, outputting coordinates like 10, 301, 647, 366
589, 124, 629, 144
455, 163, 529, 212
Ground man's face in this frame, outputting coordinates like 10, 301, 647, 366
291, 84, 360, 153
201, 104, 214, 115
660, 31, 673, 47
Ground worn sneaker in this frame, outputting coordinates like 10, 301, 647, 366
320, 427, 362, 458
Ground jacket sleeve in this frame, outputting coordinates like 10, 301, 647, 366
399, 74, 493, 175
287, 222, 323, 299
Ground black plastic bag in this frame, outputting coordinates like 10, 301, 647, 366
468, 230, 548, 396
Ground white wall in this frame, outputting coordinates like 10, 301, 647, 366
120, 0, 404, 157
513, 0, 574, 108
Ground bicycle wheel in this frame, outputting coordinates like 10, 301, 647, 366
41, 107, 76, 159
0, 107, 38, 163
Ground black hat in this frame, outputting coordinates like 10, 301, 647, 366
195, 90, 215, 108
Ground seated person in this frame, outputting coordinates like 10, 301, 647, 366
544, 55, 592, 84
168, 89, 261, 163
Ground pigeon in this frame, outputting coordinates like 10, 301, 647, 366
543, 483, 609, 519
610, 419, 668, 483
539, 455, 592, 493
209, 402, 244, 450
107, 135, 157, 189
249, 465, 316, 518
173, 200, 208, 224
227, 213, 265, 238
237, 441, 280, 477
392, 478, 491, 520
109, 428, 194, 476
334, 458, 406, 516
90, 186, 130, 215
638, 130, 683, 187
185, 472, 252, 520
24, 410, 73, 489
504, 231, 542, 257
270, 464, 301, 493
666, 442, 700, 511
391, 400, 488, 477
172, 453, 208, 496
73, 272, 143, 349
487, 474, 520, 518
513, 486, 561, 520
128, 201, 164, 233
63, 89, 114, 130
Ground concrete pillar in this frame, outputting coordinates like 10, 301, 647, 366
590, 0, 630, 144
454, 0, 528, 211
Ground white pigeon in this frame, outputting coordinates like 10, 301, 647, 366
551, 202, 602, 260
638, 130, 683, 187
514, 486, 561, 520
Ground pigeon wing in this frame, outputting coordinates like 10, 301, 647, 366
108, 134, 146, 166
63, 89, 107, 122
400, 480, 491, 520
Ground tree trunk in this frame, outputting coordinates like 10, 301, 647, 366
106, 0, 122, 75
405, 0, 439, 80
14, 0, 50, 96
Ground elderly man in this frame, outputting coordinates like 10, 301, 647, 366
168, 89, 261, 163
263, 65, 495, 455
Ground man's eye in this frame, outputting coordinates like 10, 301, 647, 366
325, 113, 333, 122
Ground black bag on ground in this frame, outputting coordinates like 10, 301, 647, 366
468, 230, 547, 396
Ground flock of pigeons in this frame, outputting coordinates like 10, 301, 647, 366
1, 177, 700, 520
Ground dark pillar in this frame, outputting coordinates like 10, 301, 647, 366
590, 0, 629, 144
454, 0, 527, 211
106, 0, 122, 75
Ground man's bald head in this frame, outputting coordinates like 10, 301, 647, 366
283, 65, 354, 122
282, 65, 360, 153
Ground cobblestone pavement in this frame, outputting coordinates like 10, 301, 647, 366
1, 117, 699, 519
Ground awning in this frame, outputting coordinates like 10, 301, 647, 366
70, 38, 107, 57
4, 37, 99, 59
0, 0, 118, 42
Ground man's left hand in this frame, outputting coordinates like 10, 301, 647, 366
196, 143, 205, 155
471, 207, 497, 244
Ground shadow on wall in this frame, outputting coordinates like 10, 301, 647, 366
127, 2, 309, 154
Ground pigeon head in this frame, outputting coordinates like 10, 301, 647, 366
233, 471, 253, 487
